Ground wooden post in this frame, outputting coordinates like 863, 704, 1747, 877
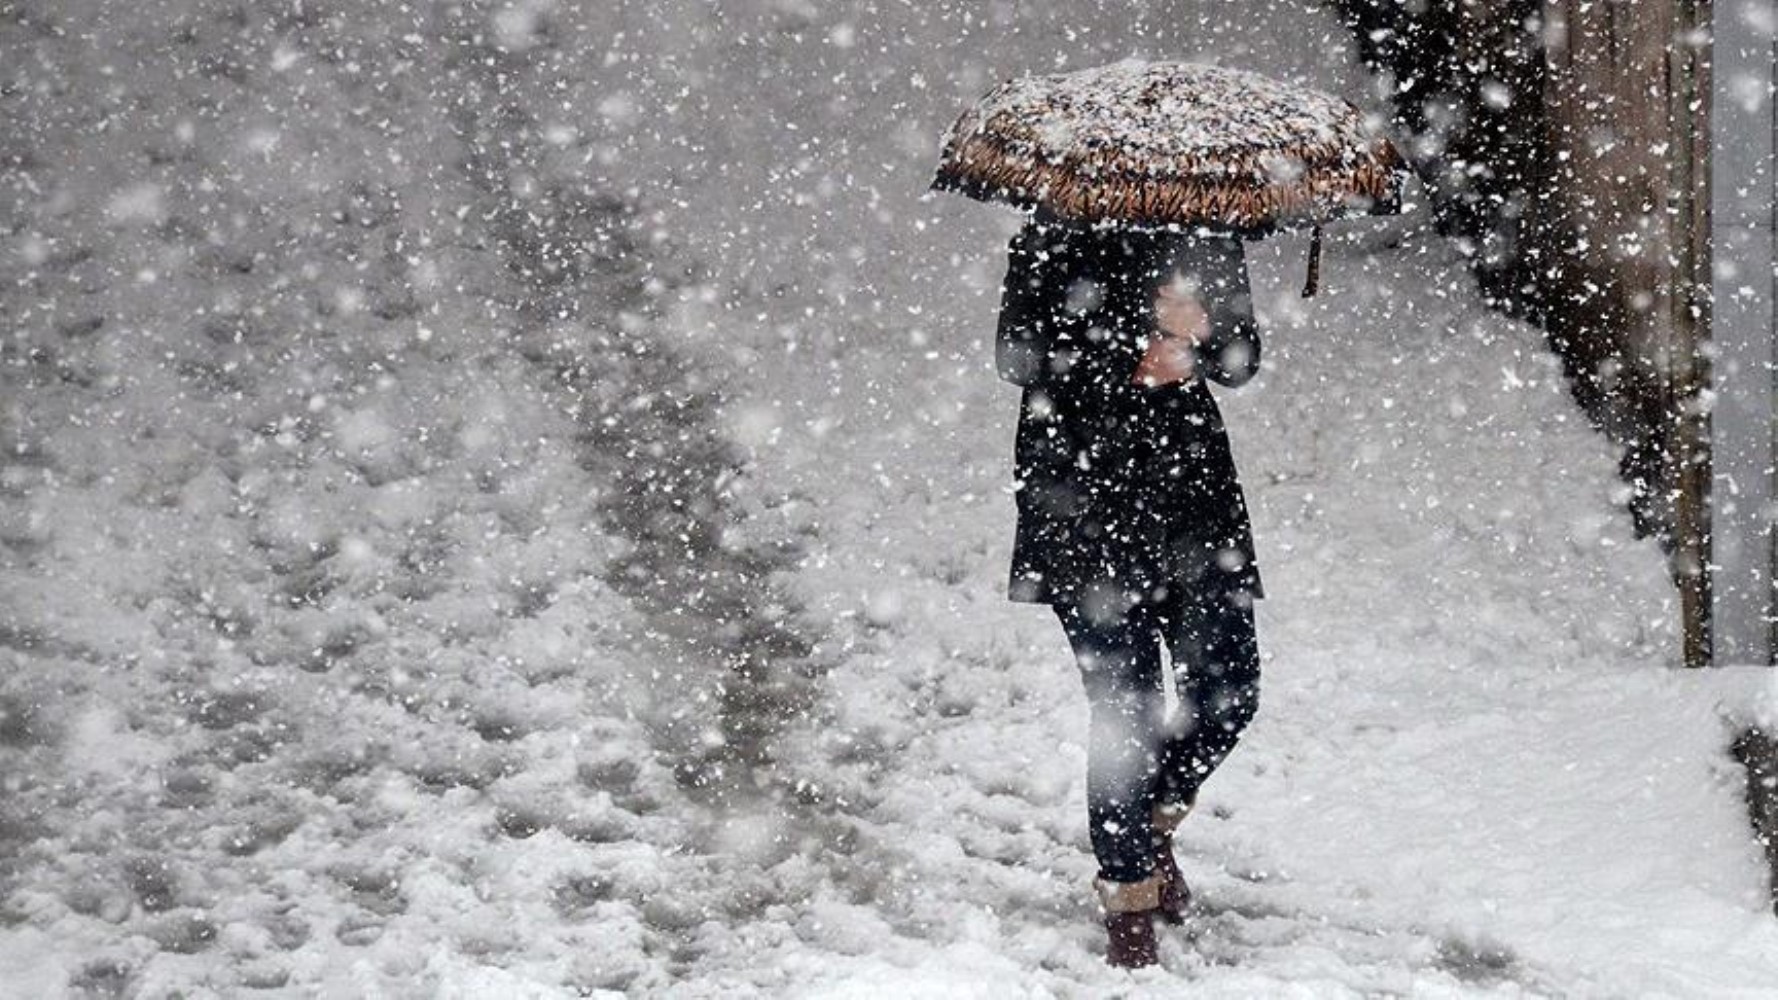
1542, 0, 1714, 665
1673, 0, 1712, 667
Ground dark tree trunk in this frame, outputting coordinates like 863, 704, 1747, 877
1327, 0, 1713, 664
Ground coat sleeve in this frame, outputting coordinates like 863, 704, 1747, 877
998, 223, 1147, 391
1190, 238, 1262, 388
994, 223, 1057, 387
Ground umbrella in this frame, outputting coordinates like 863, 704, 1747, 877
930, 59, 1408, 295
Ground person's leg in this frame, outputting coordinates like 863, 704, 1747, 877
1052, 601, 1166, 884
1154, 588, 1260, 807
1055, 600, 1169, 966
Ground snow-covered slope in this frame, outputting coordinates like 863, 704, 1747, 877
4, 0, 1777, 996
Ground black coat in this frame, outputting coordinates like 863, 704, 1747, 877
996, 217, 1264, 610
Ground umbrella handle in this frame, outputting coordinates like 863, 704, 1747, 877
1302, 224, 1322, 298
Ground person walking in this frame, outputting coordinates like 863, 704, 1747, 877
995, 210, 1264, 969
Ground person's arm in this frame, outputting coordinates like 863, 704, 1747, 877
1191, 238, 1262, 388
1000, 223, 1154, 392
995, 224, 1060, 387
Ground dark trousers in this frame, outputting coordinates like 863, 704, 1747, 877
1054, 591, 1261, 883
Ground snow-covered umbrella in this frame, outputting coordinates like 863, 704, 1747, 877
931, 60, 1408, 295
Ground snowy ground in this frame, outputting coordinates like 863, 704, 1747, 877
5, 0, 1778, 997
746, 220, 1778, 996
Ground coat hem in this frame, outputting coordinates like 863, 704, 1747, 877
1007, 573, 1266, 606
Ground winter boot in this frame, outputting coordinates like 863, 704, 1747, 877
1093, 874, 1163, 968
1151, 799, 1194, 925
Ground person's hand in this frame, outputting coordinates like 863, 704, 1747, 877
1133, 281, 1209, 386
1154, 280, 1210, 343
1133, 334, 1195, 386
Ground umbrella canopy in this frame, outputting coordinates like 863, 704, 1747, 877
931, 60, 1407, 292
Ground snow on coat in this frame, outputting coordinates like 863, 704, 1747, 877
996, 217, 1264, 610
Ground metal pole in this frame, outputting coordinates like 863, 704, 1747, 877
1767, 23, 1778, 664
1710, 0, 1777, 665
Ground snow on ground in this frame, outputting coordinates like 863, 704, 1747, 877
746, 216, 1778, 996
4, 0, 1778, 997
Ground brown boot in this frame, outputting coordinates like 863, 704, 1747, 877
1151, 800, 1194, 925
1093, 874, 1163, 968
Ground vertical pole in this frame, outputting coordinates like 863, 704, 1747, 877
1768, 22, 1778, 663
1711, 0, 1778, 665
1676, 0, 1714, 667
